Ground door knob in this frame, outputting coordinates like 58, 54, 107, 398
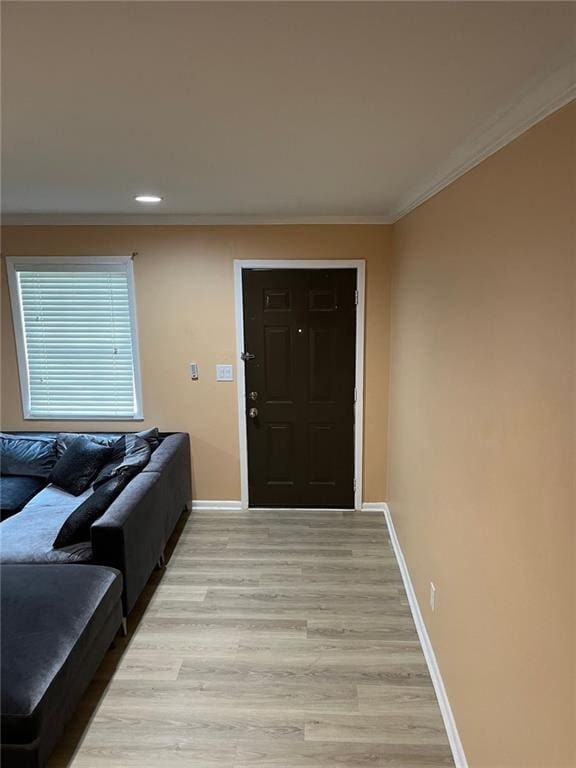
248, 407, 259, 419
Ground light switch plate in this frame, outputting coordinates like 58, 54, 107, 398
216, 364, 234, 382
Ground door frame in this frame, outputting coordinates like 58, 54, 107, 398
233, 259, 366, 510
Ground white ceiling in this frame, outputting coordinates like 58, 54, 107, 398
2, 1, 575, 221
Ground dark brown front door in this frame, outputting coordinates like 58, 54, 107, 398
242, 268, 357, 508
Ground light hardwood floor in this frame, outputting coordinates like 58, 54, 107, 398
50, 509, 454, 768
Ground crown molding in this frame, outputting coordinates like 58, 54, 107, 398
390, 55, 576, 222
0, 213, 392, 227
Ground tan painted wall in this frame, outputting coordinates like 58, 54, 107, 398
1, 225, 392, 502
2, 109, 573, 765
388, 103, 575, 766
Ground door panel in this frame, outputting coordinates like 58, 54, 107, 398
243, 268, 356, 508
309, 288, 337, 311
264, 288, 291, 311
308, 327, 336, 403
265, 423, 294, 484
264, 326, 293, 402
308, 423, 336, 484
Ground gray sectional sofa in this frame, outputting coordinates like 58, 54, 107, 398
0, 431, 191, 613
0, 430, 192, 767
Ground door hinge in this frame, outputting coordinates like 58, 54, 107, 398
354, 290, 358, 306
353, 386, 357, 403
353, 478, 357, 491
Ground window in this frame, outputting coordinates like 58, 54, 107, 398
7, 257, 143, 420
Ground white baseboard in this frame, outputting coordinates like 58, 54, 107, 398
189, 500, 243, 511
191, 502, 358, 512
381, 502, 468, 768
360, 502, 387, 512
249, 507, 353, 513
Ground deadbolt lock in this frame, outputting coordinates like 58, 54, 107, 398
248, 391, 258, 401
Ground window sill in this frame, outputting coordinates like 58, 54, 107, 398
23, 415, 145, 422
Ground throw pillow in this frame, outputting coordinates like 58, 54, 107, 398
53, 473, 131, 548
55, 432, 115, 459
93, 434, 151, 489
0, 433, 58, 478
135, 427, 161, 451
49, 436, 111, 496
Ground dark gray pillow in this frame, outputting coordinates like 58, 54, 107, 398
53, 473, 131, 548
135, 427, 161, 451
0, 433, 58, 478
49, 436, 111, 496
56, 432, 115, 459
93, 435, 151, 489
0, 475, 48, 517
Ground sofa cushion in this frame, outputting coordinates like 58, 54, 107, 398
93, 434, 151, 489
0, 485, 94, 564
53, 473, 132, 548
0, 476, 47, 521
0, 434, 58, 478
1, 563, 122, 760
49, 436, 111, 496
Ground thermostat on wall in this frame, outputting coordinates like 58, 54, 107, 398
189, 362, 199, 380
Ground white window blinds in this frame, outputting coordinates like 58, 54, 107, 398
8, 258, 142, 419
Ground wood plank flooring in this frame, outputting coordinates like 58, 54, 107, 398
49, 509, 454, 768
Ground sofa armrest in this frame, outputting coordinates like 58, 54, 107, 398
144, 433, 191, 483
143, 433, 191, 538
90, 472, 165, 614
90, 432, 191, 615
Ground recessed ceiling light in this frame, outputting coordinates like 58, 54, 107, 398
134, 194, 163, 203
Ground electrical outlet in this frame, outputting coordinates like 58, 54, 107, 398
216, 364, 234, 382
430, 582, 436, 611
